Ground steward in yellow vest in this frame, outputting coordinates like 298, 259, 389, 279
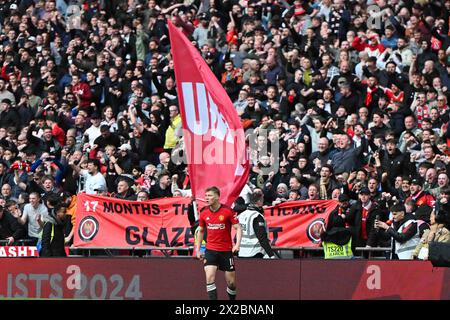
321, 194, 353, 259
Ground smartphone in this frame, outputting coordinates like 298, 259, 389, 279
374, 215, 380, 229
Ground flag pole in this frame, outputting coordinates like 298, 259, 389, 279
193, 199, 199, 220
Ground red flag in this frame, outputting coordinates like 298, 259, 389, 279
168, 20, 249, 206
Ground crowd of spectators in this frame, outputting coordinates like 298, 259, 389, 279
0, 0, 450, 258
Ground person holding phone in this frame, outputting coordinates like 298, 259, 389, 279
375, 203, 420, 260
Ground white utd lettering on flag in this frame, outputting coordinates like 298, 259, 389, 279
182, 82, 234, 143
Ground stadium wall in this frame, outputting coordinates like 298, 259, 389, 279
0, 259, 448, 299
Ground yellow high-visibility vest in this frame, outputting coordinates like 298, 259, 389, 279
322, 238, 353, 259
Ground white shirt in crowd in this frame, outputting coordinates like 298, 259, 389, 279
81, 169, 107, 195
21, 203, 50, 238
85, 125, 101, 147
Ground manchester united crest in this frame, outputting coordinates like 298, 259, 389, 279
78, 216, 100, 242
306, 218, 325, 244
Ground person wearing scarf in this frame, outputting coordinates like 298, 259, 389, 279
364, 76, 381, 108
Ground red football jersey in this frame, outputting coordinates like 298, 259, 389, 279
199, 205, 238, 252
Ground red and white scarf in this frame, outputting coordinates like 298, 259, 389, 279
365, 86, 378, 107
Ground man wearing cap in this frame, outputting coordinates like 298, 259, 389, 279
204, 51, 221, 80
346, 187, 388, 253
375, 203, 421, 260
0, 98, 20, 129
328, 193, 352, 228
193, 13, 210, 48
115, 143, 139, 175
406, 177, 435, 208
84, 113, 102, 147
320, 193, 354, 259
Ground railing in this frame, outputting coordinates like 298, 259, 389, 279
273, 247, 392, 259
354, 247, 391, 259
68, 246, 194, 257
71, 246, 392, 259
0, 241, 392, 259
0, 239, 35, 246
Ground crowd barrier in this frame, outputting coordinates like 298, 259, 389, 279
0, 241, 392, 258
0, 240, 35, 245
274, 247, 391, 259
0, 258, 447, 299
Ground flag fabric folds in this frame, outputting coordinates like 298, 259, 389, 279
168, 20, 249, 206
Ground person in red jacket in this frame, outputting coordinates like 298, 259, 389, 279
406, 177, 435, 208
46, 115, 65, 147
352, 34, 385, 58
71, 73, 92, 110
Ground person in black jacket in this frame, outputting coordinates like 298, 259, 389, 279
93, 124, 121, 149
40, 204, 67, 257
320, 193, 353, 255
434, 189, 450, 231
128, 104, 163, 166
149, 170, 172, 199
345, 187, 389, 254
0, 205, 25, 245
0, 98, 21, 130
375, 203, 421, 260
113, 177, 137, 200
325, 194, 352, 234
377, 139, 414, 185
